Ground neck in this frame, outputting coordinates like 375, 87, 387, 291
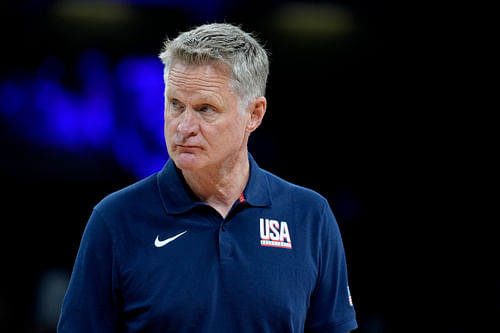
181, 151, 250, 218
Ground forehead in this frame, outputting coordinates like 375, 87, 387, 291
166, 60, 232, 96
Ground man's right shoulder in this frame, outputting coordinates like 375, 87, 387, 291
94, 172, 160, 216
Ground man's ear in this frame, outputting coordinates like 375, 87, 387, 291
246, 96, 267, 133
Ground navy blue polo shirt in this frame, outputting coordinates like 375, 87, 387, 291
58, 154, 357, 333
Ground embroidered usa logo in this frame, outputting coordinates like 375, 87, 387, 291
259, 218, 292, 249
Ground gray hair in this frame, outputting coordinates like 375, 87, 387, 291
158, 23, 270, 111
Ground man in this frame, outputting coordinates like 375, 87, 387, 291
58, 23, 357, 333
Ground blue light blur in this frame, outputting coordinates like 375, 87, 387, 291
112, 0, 226, 21
0, 51, 168, 179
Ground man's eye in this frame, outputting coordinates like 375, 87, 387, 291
171, 100, 184, 110
199, 105, 215, 113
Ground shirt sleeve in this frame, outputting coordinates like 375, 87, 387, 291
58, 208, 120, 332
305, 201, 358, 333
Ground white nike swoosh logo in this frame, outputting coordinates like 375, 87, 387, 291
155, 230, 187, 248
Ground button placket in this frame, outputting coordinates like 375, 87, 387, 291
217, 197, 245, 261
218, 223, 233, 261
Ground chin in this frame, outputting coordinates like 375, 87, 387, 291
172, 152, 206, 171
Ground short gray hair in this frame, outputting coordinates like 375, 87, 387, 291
158, 23, 270, 110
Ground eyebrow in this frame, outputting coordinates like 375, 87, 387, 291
166, 87, 224, 108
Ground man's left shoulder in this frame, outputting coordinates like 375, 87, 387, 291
263, 169, 329, 208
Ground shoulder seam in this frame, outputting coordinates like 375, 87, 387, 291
91, 207, 122, 297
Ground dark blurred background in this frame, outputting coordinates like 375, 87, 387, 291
0, 0, 448, 332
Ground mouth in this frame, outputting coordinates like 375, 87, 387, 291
176, 144, 202, 152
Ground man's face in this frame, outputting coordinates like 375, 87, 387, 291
164, 60, 249, 172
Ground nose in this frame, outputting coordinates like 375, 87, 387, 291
177, 108, 199, 138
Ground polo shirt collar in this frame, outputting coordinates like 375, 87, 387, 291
157, 153, 272, 215
243, 154, 272, 207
